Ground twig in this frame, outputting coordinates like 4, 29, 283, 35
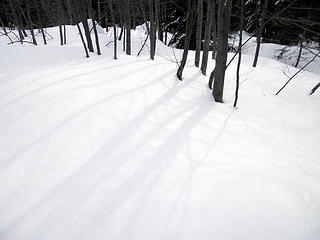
105, 40, 114, 47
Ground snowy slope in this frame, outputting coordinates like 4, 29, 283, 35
0, 25, 319, 240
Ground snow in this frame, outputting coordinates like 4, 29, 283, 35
0, 25, 319, 240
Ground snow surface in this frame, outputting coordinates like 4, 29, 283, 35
0, 25, 320, 240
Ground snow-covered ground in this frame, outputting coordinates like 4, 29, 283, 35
0, 25, 319, 240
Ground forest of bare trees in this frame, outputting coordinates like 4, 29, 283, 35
0, 0, 319, 103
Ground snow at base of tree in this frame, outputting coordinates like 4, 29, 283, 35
0, 24, 319, 240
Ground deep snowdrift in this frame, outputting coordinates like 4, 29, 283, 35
0, 25, 319, 240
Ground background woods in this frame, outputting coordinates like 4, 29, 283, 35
0, 0, 319, 102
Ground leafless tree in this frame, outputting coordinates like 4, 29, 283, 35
194, 0, 203, 67
234, 0, 244, 107
176, 0, 196, 80
211, 0, 232, 102
200, 0, 215, 75
252, 0, 269, 67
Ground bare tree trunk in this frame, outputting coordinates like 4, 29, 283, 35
77, 23, 89, 58
25, 3, 37, 45
176, 0, 196, 80
200, 0, 215, 75
155, 0, 160, 39
88, 1, 101, 55
10, 0, 24, 43
295, 33, 304, 68
212, 0, 232, 102
211, 2, 217, 59
92, 20, 101, 55
164, 5, 168, 45
56, 0, 64, 46
125, 1, 131, 55
113, 26, 117, 58
59, 25, 64, 45
79, 0, 94, 52
252, 0, 269, 67
123, 24, 126, 52
41, 28, 47, 45
234, 0, 244, 108
195, 0, 203, 67
64, 25, 67, 44
121, 12, 126, 52
17, 6, 28, 38
139, 0, 150, 33
35, 0, 47, 45
108, 0, 117, 59
158, 1, 164, 42
149, 0, 156, 60
118, 25, 124, 40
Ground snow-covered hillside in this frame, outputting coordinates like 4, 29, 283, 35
0, 25, 319, 240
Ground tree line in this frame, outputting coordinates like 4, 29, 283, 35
0, 0, 319, 103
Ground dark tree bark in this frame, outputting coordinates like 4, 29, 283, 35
35, 0, 47, 45
253, 0, 269, 67
25, 3, 37, 45
108, 0, 117, 59
77, 23, 89, 58
88, 1, 101, 55
79, 0, 94, 52
56, 0, 64, 46
9, 0, 24, 43
59, 25, 64, 45
212, 0, 232, 102
176, 0, 196, 80
118, 25, 124, 40
91, 20, 101, 55
164, 5, 168, 45
155, 0, 160, 40
64, 25, 67, 44
295, 32, 304, 68
158, 1, 164, 42
200, 0, 215, 75
17, 4, 28, 38
211, 1, 217, 59
234, 0, 244, 108
123, 24, 126, 52
195, 0, 203, 67
139, 0, 150, 33
125, 1, 131, 55
149, 0, 156, 60
40, 28, 47, 45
